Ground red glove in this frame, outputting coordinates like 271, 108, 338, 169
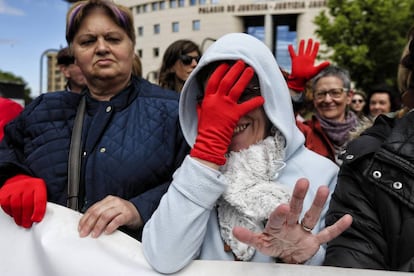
0, 174, 47, 228
190, 60, 265, 165
287, 39, 330, 92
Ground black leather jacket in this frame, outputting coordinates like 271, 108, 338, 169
324, 112, 414, 272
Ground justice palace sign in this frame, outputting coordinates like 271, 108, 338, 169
198, 0, 327, 14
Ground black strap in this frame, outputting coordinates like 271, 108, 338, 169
67, 96, 86, 211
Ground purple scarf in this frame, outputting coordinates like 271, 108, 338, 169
316, 111, 358, 146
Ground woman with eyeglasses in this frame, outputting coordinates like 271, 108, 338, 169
296, 66, 358, 165
158, 39, 202, 93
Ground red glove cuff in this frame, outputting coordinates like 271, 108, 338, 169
287, 76, 306, 92
4, 174, 33, 185
190, 147, 226, 166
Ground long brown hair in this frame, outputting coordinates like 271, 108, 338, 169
398, 26, 414, 111
158, 39, 201, 92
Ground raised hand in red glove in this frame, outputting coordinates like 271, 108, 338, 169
287, 39, 330, 92
0, 174, 47, 228
190, 60, 265, 165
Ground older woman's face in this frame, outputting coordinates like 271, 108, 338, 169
71, 8, 134, 83
313, 76, 352, 122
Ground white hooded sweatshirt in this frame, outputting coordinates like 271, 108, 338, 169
142, 33, 338, 274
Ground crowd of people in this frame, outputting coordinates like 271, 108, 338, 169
1, 0, 414, 273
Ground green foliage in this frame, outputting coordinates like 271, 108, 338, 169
314, 0, 414, 92
0, 69, 32, 104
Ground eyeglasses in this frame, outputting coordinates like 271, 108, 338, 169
314, 88, 348, 101
180, 55, 200, 65
351, 99, 364, 104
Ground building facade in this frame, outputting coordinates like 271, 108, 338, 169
115, 0, 327, 83
46, 51, 67, 92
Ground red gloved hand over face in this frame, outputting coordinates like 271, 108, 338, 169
287, 39, 330, 92
0, 174, 47, 228
190, 60, 265, 165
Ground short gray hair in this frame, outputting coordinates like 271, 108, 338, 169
311, 65, 351, 92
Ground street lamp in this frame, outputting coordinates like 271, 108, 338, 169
201, 37, 216, 52
39, 49, 59, 94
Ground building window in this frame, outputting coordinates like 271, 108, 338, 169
137, 49, 143, 59
211, 0, 219, 3
189, 0, 197, 5
170, 0, 177, 8
152, 2, 158, 11
178, 0, 185, 7
143, 4, 148, 12
153, 47, 160, 57
275, 25, 297, 72
136, 6, 141, 14
160, 1, 166, 9
172, 22, 179, 32
154, 24, 160, 34
192, 20, 200, 31
199, 0, 206, 5
137, 26, 144, 36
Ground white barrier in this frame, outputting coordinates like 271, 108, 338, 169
0, 203, 409, 275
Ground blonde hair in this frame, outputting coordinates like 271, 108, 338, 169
398, 27, 414, 94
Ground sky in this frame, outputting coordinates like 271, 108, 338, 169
0, 0, 70, 98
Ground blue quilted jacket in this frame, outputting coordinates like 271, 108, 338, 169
0, 76, 189, 237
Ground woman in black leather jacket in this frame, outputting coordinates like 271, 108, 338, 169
323, 27, 414, 272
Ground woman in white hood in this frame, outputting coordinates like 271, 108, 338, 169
142, 33, 352, 274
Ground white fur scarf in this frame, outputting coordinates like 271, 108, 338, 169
217, 134, 291, 261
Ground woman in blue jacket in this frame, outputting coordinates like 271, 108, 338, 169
0, 0, 188, 241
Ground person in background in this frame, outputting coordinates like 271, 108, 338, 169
56, 46, 87, 93
0, 0, 188, 241
348, 90, 372, 139
298, 66, 357, 166
350, 90, 367, 117
365, 84, 401, 120
323, 26, 414, 272
0, 96, 23, 140
158, 39, 202, 93
142, 33, 352, 274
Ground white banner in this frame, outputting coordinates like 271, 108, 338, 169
0, 203, 408, 276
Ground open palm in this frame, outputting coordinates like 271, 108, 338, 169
233, 178, 352, 264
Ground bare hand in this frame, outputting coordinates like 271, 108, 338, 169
78, 195, 142, 238
232, 178, 352, 263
